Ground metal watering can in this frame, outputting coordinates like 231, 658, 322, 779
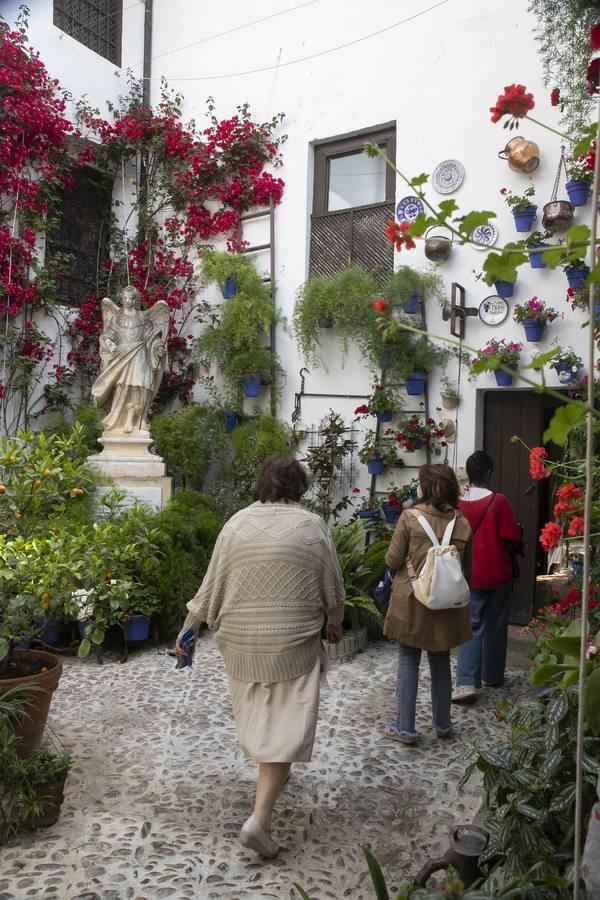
414, 825, 491, 888
498, 136, 540, 173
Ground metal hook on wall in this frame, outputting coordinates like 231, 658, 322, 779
292, 367, 311, 423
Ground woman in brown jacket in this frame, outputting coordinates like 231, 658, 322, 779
383, 464, 472, 744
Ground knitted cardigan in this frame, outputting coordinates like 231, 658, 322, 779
182, 502, 346, 683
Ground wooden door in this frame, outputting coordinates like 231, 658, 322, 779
483, 391, 561, 624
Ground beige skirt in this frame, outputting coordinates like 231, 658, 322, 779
227, 657, 321, 763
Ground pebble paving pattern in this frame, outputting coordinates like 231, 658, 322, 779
0, 638, 528, 900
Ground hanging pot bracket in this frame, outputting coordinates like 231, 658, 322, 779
441, 283, 478, 339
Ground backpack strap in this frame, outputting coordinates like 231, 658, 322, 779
414, 514, 440, 547
441, 514, 458, 547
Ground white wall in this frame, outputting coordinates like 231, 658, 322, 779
9, 1, 592, 494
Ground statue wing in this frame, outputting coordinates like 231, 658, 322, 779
101, 297, 119, 330
147, 300, 170, 339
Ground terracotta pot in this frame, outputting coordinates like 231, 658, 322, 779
498, 136, 540, 173
0, 650, 63, 757
26, 776, 67, 828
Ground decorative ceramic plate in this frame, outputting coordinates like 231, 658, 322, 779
432, 159, 465, 194
470, 222, 498, 250
396, 195, 425, 222
479, 295, 509, 326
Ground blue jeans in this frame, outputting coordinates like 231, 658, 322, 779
395, 643, 452, 736
456, 585, 512, 689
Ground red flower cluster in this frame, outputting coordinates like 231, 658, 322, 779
372, 298, 389, 312
553, 482, 583, 518
587, 57, 600, 95
385, 220, 417, 252
539, 521, 563, 552
529, 447, 551, 480
490, 84, 535, 123
568, 515, 585, 537
592, 21, 600, 49
550, 87, 561, 107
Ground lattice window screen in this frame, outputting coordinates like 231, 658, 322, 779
53, 0, 122, 65
309, 202, 394, 277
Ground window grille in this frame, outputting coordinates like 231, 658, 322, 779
46, 167, 113, 306
53, 0, 122, 66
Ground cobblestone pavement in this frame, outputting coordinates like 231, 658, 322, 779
0, 638, 529, 900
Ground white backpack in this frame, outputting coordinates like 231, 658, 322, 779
408, 512, 470, 611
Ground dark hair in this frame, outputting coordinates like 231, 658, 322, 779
255, 454, 310, 503
466, 450, 494, 485
418, 463, 460, 510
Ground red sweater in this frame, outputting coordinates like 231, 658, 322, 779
458, 491, 521, 590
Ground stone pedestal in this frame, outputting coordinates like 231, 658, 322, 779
88, 431, 172, 512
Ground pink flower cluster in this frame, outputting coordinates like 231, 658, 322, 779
513, 296, 560, 325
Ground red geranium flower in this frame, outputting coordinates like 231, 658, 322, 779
385, 219, 417, 252
587, 57, 600, 95
550, 87, 561, 107
568, 516, 584, 537
529, 447, 551, 480
490, 84, 535, 123
372, 297, 389, 312
591, 21, 600, 49
539, 522, 563, 552
354, 404, 369, 415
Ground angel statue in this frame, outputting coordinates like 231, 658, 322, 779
91, 286, 169, 434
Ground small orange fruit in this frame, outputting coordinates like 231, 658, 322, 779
14, 511, 22, 519
33, 479, 42, 489
41, 601, 49, 611
71, 487, 84, 497
0, 484, 5, 493
43, 468, 51, 476
41, 592, 49, 601
106, 571, 113, 580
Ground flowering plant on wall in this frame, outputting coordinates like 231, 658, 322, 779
357, 430, 398, 467
567, 154, 595, 185
354, 384, 400, 420
500, 185, 536, 211
513, 297, 560, 325
470, 338, 523, 373
395, 416, 447, 454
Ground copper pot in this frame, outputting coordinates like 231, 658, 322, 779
498, 136, 540, 173
424, 226, 452, 263
542, 200, 574, 232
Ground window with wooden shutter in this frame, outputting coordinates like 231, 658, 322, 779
53, 0, 122, 66
309, 124, 396, 278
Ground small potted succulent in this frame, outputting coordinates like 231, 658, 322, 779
547, 344, 584, 384
395, 416, 447, 454
513, 296, 560, 342
561, 257, 590, 291
470, 338, 523, 386
358, 430, 398, 475
523, 230, 553, 269
501, 185, 537, 232
354, 384, 401, 423
440, 377, 461, 410
565, 155, 593, 207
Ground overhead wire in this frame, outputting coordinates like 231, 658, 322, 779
144, 0, 449, 82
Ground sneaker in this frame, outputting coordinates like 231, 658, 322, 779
383, 723, 418, 745
239, 815, 279, 858
435, 727, 453, 739
451, 685, 480, 703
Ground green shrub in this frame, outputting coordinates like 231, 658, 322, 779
150, 490, 223, 638
151, 404, 230, 490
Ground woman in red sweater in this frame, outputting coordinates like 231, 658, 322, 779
452, 451, 521, 702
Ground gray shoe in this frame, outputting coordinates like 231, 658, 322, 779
239, 815, 279, 858
451, 685, 480, 703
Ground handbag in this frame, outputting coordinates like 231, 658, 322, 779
373, 567, 395, 609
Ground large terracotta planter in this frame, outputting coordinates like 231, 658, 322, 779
0, 649, 63, 757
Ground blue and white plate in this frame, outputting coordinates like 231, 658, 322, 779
432, 159, 465, 194
479, 295, 508, 326
396, 195, 425, 222
470, 223, 498, 250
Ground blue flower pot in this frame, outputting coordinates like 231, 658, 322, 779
494, 369, 515, 387
318, 316, 334, 328
222, 276, 237, 299
513, 206, 537, 232
77, 619, 90, 639
382, 504, 401, 525
595, 301, 600, 320
528, 243, 549, 269
125, 613, 151, 642
494, 279, 515, 299
566, 266, 590, 290
358, 509, 380, 521
554, 364, 578, 385
523, 321, 546, 342
405, 372, 427, 395
378, 355, 388, 370
242, 375, 261, 397
224, 410, 238, 432
376, 410, 393, 423
411, 488, 419, 503
367, 457, 386, 475
42, 617, 61, 645
565, 180, 591, 207
405, 294, 420, 314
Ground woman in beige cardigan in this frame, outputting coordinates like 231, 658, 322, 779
383, 463, 472, 745
176, 454, 345, 858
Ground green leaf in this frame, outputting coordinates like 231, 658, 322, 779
527, 349, 561, 371
562, 669, 580, 687
549, 782, 576, 813
363, 848, 390, 900
437, 198, 458, 217
409, 173, 429, 187
544, 723, 559, 747
564, 223, 591, 256
471, 354, 500, 374
78, 638, 91, 658
585, 667, 600, 736
0, 638, 8, 661
543, 403, 587, 447
546, 635, 581, 659
546, 692, 569, 724
531, 663, 574, 687
581, 753, 600, 774
456, 210, 497, 237
479, 748, 509, 768
91, 628, 105, 645
292, 886, 313, 900
539, 747, 562, 781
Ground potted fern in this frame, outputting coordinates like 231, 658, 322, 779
201, 250, 267, 298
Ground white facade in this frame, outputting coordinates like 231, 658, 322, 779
5, 0, 592, 492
